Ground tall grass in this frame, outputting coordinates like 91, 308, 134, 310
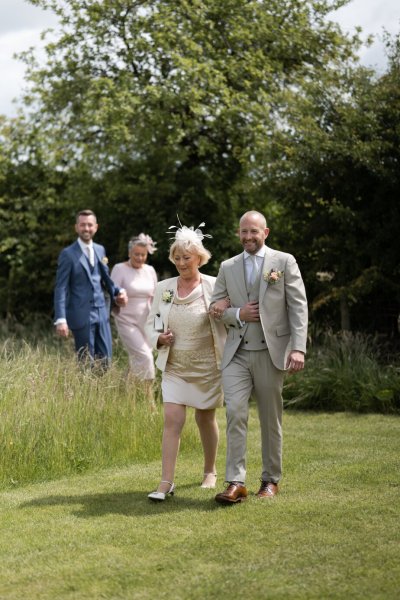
0, 341, 198, 490
284, 330, 400, 413
1, 324, 399, 492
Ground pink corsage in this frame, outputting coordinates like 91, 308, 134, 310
264, 269, 284, 284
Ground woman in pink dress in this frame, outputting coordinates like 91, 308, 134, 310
111, 234, 158, 381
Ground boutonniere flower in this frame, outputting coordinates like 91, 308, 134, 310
101, 256, 109, 265
162, 289, 174, 303
264, 268, 284, 284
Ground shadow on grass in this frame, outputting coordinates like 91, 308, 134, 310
18, 486, 240, 518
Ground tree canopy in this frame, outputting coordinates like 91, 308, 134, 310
0, 0, 399, 336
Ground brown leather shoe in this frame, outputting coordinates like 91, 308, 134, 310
256, 481, 279, 498
215, 482, 248, 504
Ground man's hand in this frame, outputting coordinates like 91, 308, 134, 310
286, 350, 305, 373
239, 301, 260, 322
115, 289, 128, 307
55, 323, 69, 338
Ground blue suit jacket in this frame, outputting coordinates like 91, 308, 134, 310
54, 240, 121, 331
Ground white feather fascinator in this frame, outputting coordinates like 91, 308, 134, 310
167, 216, 212, 245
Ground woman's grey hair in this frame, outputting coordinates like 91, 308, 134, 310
168, 239, 211, 267
128, 238, 148, 252
128, 233, 157, 254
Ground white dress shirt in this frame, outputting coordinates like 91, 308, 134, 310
78, 238, 94, 266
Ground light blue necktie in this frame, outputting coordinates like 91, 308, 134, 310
249, 255, 259, 285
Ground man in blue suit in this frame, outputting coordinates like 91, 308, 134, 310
54, 209, 127, 366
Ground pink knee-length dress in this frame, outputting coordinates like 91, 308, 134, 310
111, 262, 157, 379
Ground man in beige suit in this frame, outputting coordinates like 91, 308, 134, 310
210, 210, 308, 503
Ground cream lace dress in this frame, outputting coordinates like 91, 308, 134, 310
162, 284, 223, 409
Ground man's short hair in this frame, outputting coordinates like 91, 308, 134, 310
76, 209, 97, 223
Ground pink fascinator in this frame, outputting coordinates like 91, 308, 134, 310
129, 233, 157, 254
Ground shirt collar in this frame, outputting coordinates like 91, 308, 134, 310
77, 238, 93, 251
244, 246, 266, 260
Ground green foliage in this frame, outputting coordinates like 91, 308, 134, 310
0, 119, 76, 319
0, 1, 398, 337
26, 1, 355, 168
284, 331, 400, 413
270, 41, 400, 332
15, 0, 362, 280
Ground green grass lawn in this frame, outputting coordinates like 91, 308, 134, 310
0, 409, 399, 600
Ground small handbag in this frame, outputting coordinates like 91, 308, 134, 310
154, 314, 164, 332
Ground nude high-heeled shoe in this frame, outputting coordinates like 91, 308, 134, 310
148, 480, 175, 501
200, 472, 217, 489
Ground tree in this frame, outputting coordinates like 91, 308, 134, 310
0, 116, 74, 320
10, 0, 393, 325
267, 39, 400, 335
21, 0, 359, 246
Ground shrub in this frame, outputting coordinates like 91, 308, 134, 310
283, 331, 400, 413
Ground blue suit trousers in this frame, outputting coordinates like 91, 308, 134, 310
72, 305, 112, 364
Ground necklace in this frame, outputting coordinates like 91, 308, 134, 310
177, 276, 201, 297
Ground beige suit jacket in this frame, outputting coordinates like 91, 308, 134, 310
211, 246, 308, 370
145, 273, 227, 372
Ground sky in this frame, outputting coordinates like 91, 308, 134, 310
0, 0, 399, 118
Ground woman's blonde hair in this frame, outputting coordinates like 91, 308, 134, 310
168, 240, 211, 267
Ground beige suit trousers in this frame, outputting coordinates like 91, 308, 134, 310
222, 347, 284, 484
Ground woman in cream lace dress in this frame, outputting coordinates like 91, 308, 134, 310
145, 223, 227, 501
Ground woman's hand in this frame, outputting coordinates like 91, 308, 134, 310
157, 328, 175, 347
210, 297, 230, 320
115, 289, 128, 307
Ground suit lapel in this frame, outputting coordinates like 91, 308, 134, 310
232, 254, 249, 304
74, 241, 92, 281
158, 279, 178, 327
93, 247, 100, 265
260, 246, 275, 301
93, 243, 104, 266
201, 276, 212, 309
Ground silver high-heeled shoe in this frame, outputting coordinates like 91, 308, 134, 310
200, 472, 217, 489
148, 480, 175, 501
